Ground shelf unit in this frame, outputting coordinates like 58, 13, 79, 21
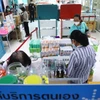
37, 5, 58, 38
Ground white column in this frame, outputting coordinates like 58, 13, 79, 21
90, 0, 93, 12
3, 0, 9, 9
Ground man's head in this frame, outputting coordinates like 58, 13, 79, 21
20, 7, 26, 12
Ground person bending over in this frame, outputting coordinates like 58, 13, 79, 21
3, 51, 31, 69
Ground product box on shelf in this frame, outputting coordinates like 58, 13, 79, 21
85, 21, 96, 31
41, 39, 60, 57
29, 39, 41, 53
41, 48, 59, 57
60, 46, 73, 56
41, 39, 59, 48
40, 38, 73, 58
59, 38, 72, 45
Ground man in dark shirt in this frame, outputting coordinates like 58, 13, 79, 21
28, 0, 36, 22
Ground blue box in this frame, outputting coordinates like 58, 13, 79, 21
0, 36, 5, 59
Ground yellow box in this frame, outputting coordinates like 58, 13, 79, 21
88, 75, 93, 82
85, 21, 96, 31
88, 82, 100, 84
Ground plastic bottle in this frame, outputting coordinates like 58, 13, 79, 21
51, 71, 54, 78
57, 69, 59, 78
27, 67, 36, 76
61, 69, 64, 78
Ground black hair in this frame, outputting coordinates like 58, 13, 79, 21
6, 6, 11, 13
8, 51, 31, 67
57, 0, 60, 3
20, 7, 26, 12
6, 6, 10, 11
74, 14, 81, 20
6, 6, 10, 8
70, 30, 89, 47
74, 14, 83, 23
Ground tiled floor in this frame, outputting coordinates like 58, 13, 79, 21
0, 20, 100, 82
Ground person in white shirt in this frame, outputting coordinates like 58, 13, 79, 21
21, 7, 29, 37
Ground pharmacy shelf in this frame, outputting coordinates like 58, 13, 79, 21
43, 56, 70, 65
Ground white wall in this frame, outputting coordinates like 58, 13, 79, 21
18, 0, 28, 4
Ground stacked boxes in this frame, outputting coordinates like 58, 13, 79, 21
82, 15, 96, 31
41, 40, 59, 57
85, 21, 96, 31
29, 39, 73, 57
29, 39, 41, 53
60, 46, 73, 56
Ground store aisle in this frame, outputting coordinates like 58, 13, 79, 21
0, 20, 100, 82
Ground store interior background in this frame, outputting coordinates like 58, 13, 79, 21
0, 0, 100, 82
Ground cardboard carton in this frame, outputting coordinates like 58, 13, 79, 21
13, 15, 21, 26
85, 21, 96, 31
88, 75, 93, 82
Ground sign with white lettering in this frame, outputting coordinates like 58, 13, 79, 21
0, 85, 100, 100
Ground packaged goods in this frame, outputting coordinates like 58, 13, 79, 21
60, 46, 73, 56
43, 59, 67, 78
29, 39, 41, 53
41, 39, 60, 57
